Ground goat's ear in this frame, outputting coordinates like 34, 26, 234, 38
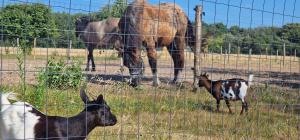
97, 94, 104, 104
80, 88, 90, 104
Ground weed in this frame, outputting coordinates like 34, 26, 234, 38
38, 56, 84, 89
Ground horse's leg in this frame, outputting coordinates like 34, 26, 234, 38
167, 38, 184, 83
89, 46, 96, 71
146, 46, 160, 86
87, 44, 95, 71
85, 45, 91, 71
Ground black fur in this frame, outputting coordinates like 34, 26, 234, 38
31, 90, 117, 139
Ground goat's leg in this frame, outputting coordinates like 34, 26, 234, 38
146, 46, 160, 86
216, 99, 220, 112
225, 100, 233, 114
167, 39, 184, 83
240, 100, 248, 115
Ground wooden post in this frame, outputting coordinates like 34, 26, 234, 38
220, 46, 223, 60
283, 43, 286, 66
224, 49, 228, 65
33, 38, 36, 60
248, 49, 252, 73
193, 5, 203, 92
228, 43, 231, 54
17, 38, 20, 47
294, 49, 297, 60
227, 43, 231, 64
68, 40, 72, 60
265, 47, 268, 59
220, 46, 223, 55
276, 49, 278, 61
16, 38, 20, 54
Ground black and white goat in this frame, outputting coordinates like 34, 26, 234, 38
0, 89, 117, 140
198, 73, 253, 114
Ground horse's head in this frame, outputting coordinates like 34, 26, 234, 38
123, 46, 144, 87
75, 16, 90, 38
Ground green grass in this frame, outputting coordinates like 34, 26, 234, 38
1, 83, 299, 140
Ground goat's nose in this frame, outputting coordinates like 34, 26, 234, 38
112, 115, 117, 122
109, 115, 117, 125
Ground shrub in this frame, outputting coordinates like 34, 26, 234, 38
38, 57, 83, 89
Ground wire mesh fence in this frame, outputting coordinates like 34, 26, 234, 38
0, 0, 299, 139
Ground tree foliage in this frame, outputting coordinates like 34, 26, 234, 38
0, 2, 299, 56
203, 23, 300, 56
96, 0, 127, 20
0, 4, 57, 52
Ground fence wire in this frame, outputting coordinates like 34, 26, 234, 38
0, 0, 299, 139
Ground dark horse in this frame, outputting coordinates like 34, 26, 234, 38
118, 0, 195, 86
75, 17, 120, 71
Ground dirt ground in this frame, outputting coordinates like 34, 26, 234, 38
0, 52, 299, 89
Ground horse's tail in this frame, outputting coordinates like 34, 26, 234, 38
186, 19, 195, 49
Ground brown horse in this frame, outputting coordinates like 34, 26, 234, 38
75, 17, 120, 71
118, 0, 195, 86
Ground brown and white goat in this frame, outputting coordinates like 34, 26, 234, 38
198, 73, 253, 114
1, 89, 117, 140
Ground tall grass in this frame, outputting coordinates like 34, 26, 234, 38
1, 82, 298, 139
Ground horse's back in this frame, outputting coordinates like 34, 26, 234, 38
84, 18, 120, 47
140, 2, 188, 46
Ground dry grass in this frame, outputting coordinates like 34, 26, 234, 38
1, 81, 299, 140
0, 49, 299, 139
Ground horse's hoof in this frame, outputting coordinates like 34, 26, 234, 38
152, 82, 160, 87
85, 68, 89, 71
152, 79, 161, 87
129, 77, 141, 87
92, 68, 96, 71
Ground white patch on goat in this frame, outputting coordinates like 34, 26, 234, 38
1, 101, 40, 140
152, 72, 161, 86
1, 93, 11, 112
238, 82, 248, 102
221, 86, 236, 100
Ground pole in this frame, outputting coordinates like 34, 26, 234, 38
17, 38, 19, 47
227, 43, 231, 64
276, 49, 278, 61
294, 49, 297, 60
283, 43, 286, 66
68, 40, 72, 60
33, 38, 36, 60
193, 5, 203, 92
248, 49, 252, 74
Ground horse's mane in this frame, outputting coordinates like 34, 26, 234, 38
119, 0, 144, 50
